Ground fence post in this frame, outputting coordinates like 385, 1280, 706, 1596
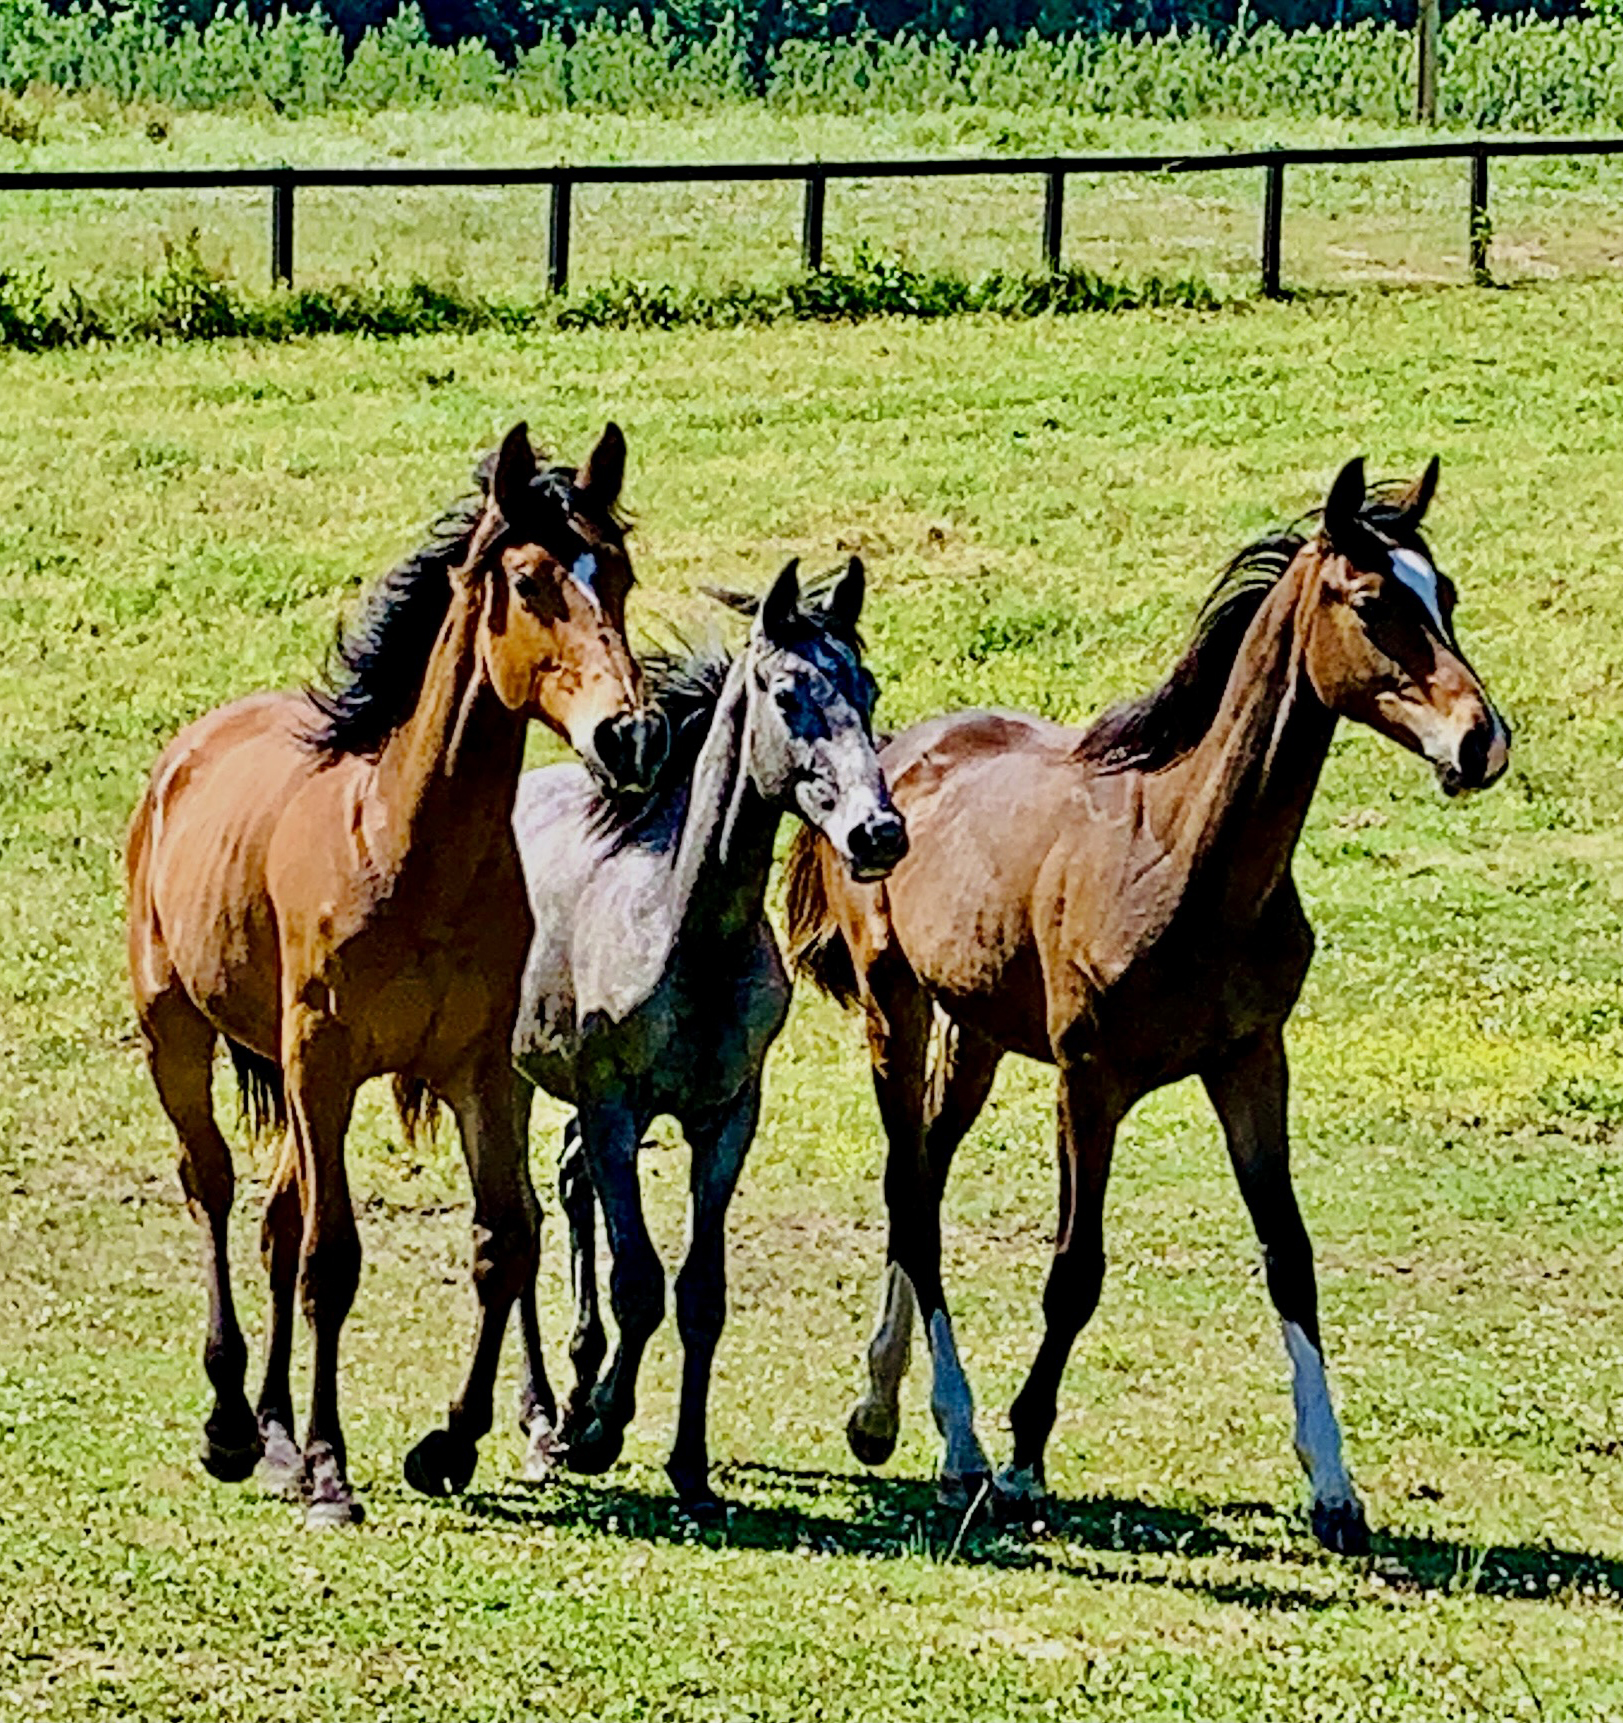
1260, 156, 1284, 298
1416, 0, 1440, 126
1469, 146, 1491, 286
548, 173, 572, 296
270, 170, 294, 289
802, 169, 826, 272
1042, 168, 1065, 273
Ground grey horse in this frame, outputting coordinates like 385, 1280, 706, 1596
507, 557, 908, 1514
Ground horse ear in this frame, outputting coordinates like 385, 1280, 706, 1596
758, 558, 802, 644
824, 556, 865, 632
1322, 457, 1368, 555
577, 422, 626, 512
1396, 455, 1441, 532
492, 422, 537, 523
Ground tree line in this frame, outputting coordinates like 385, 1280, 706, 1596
41, 0, 1585, 61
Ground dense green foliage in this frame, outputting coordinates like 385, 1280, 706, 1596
1, 2, 1621, 127
0, 236, 1216, 349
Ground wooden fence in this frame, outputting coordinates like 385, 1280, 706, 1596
4, 136, 1623, 299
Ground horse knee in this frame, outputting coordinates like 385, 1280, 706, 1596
472, 1213, 538, 1304
609, 1252, 664, 1340
178, 1134, 235, 1220
675, 1263, 726, 1351
299, 1232, 361, 1324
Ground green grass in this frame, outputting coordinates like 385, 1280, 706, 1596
3, 282, 1623, 1720
7, 101, 1623, 313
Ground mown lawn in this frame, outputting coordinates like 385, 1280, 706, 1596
2, 281, 1621, 1720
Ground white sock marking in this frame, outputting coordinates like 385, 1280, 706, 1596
1282, 1320, 1357, 1509
852, 1263, 914, 1440
928, 1308, 989, 1482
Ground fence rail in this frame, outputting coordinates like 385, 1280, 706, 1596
5, 136, 1623, 298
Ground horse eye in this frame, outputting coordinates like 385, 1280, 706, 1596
513, 572, 542, 601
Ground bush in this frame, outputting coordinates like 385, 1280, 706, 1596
0, 239, 1220, 350
0, 4, 1620, 129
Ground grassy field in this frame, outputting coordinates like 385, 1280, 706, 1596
6, 102, 1623, 307
3, 279, 1623, 1720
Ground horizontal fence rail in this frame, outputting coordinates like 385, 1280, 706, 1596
4, 136, 1623, 298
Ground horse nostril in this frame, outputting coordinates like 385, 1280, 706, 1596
1457, 720, 1490, 789
850, 812, 908, 876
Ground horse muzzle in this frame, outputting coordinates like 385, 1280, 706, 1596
844, 809, 909, 883
589, 710, 668, 794
1434, 708, 1511, 798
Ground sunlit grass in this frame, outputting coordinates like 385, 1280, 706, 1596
2, 283, 1622, 1720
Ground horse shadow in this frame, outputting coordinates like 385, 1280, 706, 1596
452, 1459, 1623, 1613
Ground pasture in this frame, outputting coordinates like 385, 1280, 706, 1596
9, 103, 1623, 310
3, 280, 1623, 1719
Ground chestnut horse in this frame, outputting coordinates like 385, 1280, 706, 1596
785, 458, 1509, 1553
126, 422, 663, 1525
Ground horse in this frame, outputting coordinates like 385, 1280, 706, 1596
503, 557, 907, 1515
126, 422, 666, 1526
783, 457, 1510, 1554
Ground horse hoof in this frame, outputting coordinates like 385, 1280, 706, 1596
256, 1420, 306, 1498
200, 1408, 263, 1483
303, 1447, 363, 1528
992, 1463, 1049, 1526
936, 1471, 993, 1514
403, 1427, 478, 1498
845, 1406, 898, 1469
563, 1418, 623, 1476
674, 1493, 727, 1528
521, 1420, 567, 1485
305, 1492, 365, 1529
1311, 1498, 1371, 1557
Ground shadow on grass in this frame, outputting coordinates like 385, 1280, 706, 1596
451, 1459, 1623, 1610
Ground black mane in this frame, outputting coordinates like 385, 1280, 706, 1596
590, 642, 734, 838
1076, 482, 1429, 774
302, 459, 583, 758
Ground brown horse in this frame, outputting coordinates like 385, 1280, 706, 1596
126, 422, 663, 1525
785, 458, 1509, 1554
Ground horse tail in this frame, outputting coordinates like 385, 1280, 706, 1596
392, 1074, 443, 1148
784, 826, 859, 1008
226, 1039, 288, 1140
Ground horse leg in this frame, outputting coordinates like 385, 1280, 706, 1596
405, 1052, 539, 1499
1203, 1028, 1368, 1556
139, 988, 260, 1482
566, 1101, 663, 1477
285, 1022, 363, 1528
556, 1116, 607, 1439
850, 975, 993, 1501
510, 1073, 563, 1483
666, 1084, 761, 1515
1000, 1059, 1120, 1508
845, 965, 930, 1469
254, 1134, 306, 1495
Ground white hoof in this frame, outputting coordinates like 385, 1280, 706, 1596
522, 1419, 567, 1485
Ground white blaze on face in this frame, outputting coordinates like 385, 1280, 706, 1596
1389, 546, 1449, 636
927, 1308, 990, 1483
1282, 1320, 1358, 1510
571, 550, 602, 615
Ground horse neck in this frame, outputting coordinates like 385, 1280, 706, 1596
666, 658, 781, 945
366, 583, 526, 902
1162, 557, 1336, 918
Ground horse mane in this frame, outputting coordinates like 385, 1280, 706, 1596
302, 459, 585, 758
1075, 481, 1426, 775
